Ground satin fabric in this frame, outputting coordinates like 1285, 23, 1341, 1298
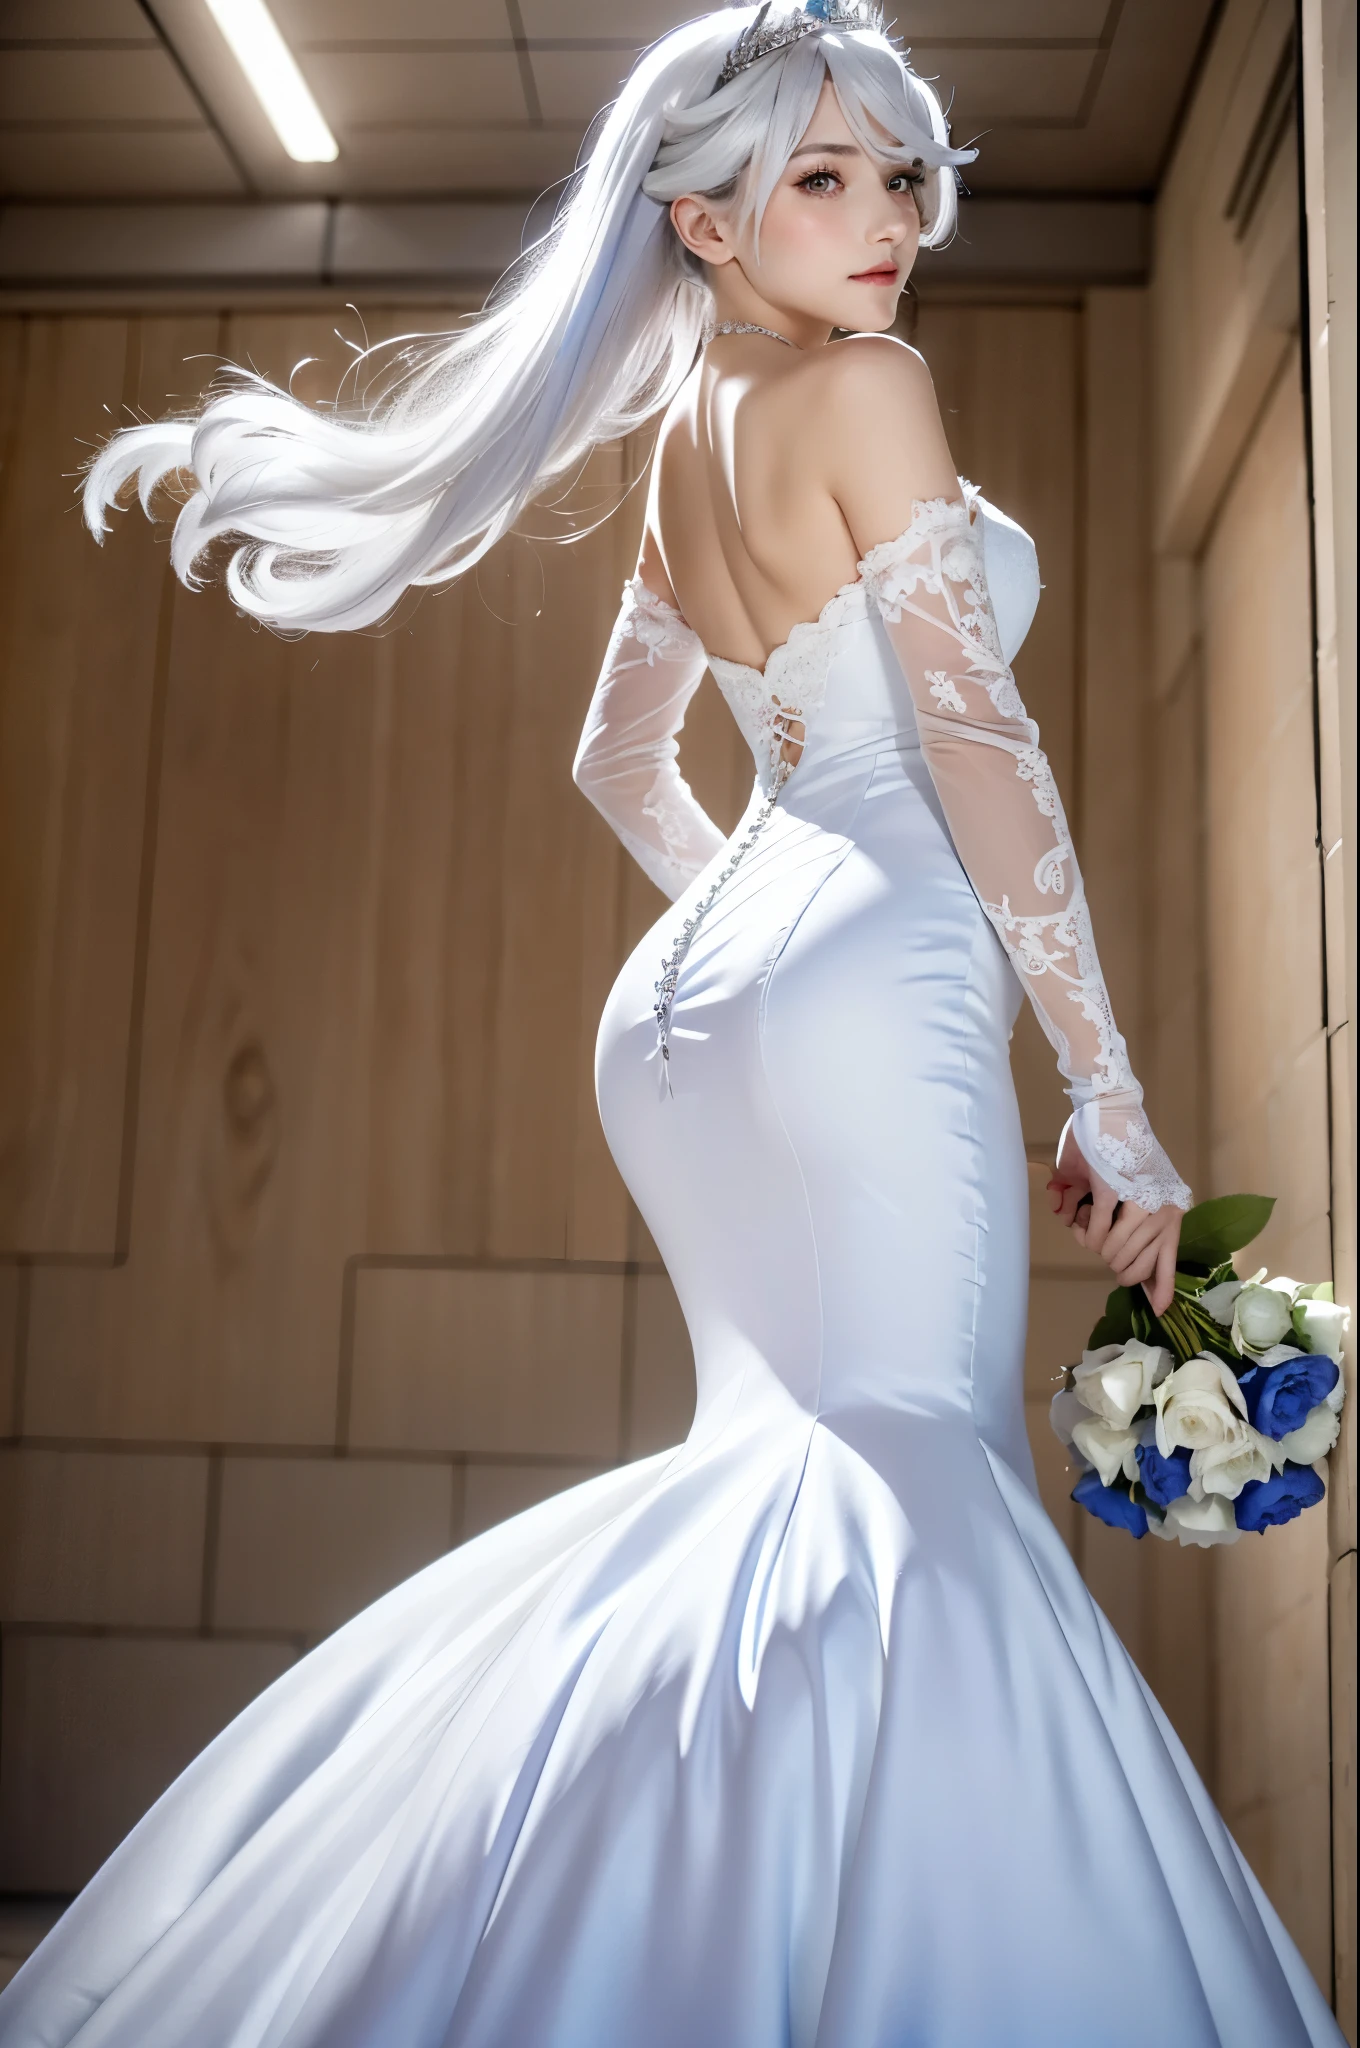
0, 605, 1342, 2048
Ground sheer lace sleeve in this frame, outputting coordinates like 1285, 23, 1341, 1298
574, 577, 727, 901
859, 498, 1191, 1212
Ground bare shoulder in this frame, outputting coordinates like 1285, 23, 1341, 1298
808, 335, 959, 555
817, 332, 937, 405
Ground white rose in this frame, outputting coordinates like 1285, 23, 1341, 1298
1231, 1282, 1296, 1356
1277, 1400, 1342, 1465
1048, 1385, 1087, 1449
1188, 1419, 1274, 1500
1148, 1491, 1241, 1547
1200, 1278, 1243, 1327
1070, 1415, 1142, 1489
1153, 1355, 1248, 1456
1291, 1293, 1351, 1358
1072, 1340, 1172, 1431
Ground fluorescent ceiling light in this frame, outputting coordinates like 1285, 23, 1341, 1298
204, 0, 339, 163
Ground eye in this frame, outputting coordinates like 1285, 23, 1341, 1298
796, 165, 843, 194
887, 164, 926, 193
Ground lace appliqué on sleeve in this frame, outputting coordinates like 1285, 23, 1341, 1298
573, 577, 727, 904
860, 498, 1190, 1212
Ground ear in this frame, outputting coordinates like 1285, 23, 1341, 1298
670, 195, 737, 269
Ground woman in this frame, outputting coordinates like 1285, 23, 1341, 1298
1, 6, 1342, 2045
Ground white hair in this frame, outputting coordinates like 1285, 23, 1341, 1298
83, 7, 974, 634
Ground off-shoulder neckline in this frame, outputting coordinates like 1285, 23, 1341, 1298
634, 490, 975, 686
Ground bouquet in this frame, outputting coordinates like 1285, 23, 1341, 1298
1050, 1195, 1349, 1547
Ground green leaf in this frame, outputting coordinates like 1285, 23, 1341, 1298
1175, 1194, 1275, 1270
1130, 1297, 1158, 1344
1088, 1286, 1135, 1350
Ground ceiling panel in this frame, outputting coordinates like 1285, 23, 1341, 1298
890, 0, 1113, 37
935, 49, 1097, 126
0, 0, 1219, 204
305, 51, 531, 125
316, 126, 582, 195
0, 0, 152, 35
0, 129, 243, 200
517, 0, 692, 38
275, 0, 516, 36
0, 48, 201, 123
529, 48, 647, 124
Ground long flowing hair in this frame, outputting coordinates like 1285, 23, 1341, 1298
83, 7, 974, 634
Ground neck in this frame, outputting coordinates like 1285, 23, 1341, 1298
706, 278, 832, 352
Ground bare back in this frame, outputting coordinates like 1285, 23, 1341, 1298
640, 333, 957, 669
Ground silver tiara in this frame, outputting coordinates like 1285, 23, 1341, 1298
715, 0, 885, 91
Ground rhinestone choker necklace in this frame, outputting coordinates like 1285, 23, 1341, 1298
706, 320, 797, 348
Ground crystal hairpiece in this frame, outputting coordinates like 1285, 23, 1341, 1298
715, 0, 885, 91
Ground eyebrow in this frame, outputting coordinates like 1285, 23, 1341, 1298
788, 140, 861, 158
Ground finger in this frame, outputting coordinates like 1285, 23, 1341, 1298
1051, 1182, 1084, 1227
1045, 1176, 1065, 1215
1109, 1239, 1161, 1289
1080, 1188, 1119, 1253
1149, 1226, 1179, 1317
1104, 1212, 1160, 1274
1099, 1202, 1154, 1265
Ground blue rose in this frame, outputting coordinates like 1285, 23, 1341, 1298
1073, 1468, 1148, 1538
1136, 1442, 1192, 1508
1238, 1354, 1340, 1440
1234, 1462, 1326, 1533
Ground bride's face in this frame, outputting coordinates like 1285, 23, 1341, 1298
672, 78, 924, 336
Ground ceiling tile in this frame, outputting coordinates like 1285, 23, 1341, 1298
896, 0, 1111, 38
528, 47, 648, 124
0, 50, 201, 123
0, 0, 152, 36
305, 50, 530, 125
314, 125, 581, 195
0, 129, 244, 200
518, 0, 689, 38
929, 47, 1095, 126
274, 0, 515, 36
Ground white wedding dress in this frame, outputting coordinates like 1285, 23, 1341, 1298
1, 493, 1342, 2048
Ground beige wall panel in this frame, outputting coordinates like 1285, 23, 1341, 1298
0, 314, 216, 1256
0, 1633, 295, 1892
349, 1266, 624, 1459
1142, 1538, 1215, 1782
0, 1264, 17, 1434
1218, 1515, 1333, 1988
1080, 290, 1151, 1042
462, 1460, 606, 1543
1147, 661, 1207, 1189
1194, 338, 1334, 1982
212, 1454, 457, 1636
0, 1447, 207, 1627
629, 1270, 696, 1458
1152, 0, 1300, 549
678, 674, 760, 847
1202, 360, 1328, 1260
1077, 1515, 1145, 1661
483, 521, 636, 1262
1023, 1275, 1109, 1400
22, 564, 382, 1445
357, 607, 504, 1259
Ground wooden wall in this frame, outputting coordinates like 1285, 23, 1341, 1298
1146, 0, 1352, 2017
0, 273, 1299, 1969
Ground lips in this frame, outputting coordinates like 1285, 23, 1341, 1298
850, 266, 899, 283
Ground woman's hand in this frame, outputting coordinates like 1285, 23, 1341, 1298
1047, 1127, 1182, 1317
